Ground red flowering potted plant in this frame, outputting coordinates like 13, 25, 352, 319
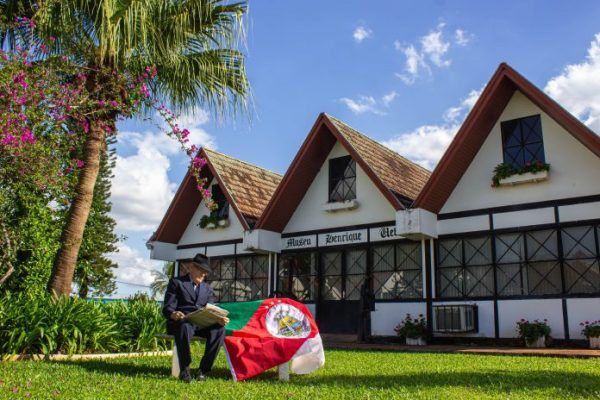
395, 314, 428, 345
580, 320, 600, 349
516, 319, 551, 348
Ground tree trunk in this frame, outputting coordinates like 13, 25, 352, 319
47, 119, 106, 296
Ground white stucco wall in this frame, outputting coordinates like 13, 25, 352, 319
566, 298, 600, 339
497, 298, 565, 339
178, 178, 245, 246
371, 302, 427, 336
283, 142, 396, 233
441, 91, 600, 214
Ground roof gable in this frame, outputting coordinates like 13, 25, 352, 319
256, 113, 431, 232
153, 149, 282, 243
414, 63, 600, 214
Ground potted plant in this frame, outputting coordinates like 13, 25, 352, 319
199, 211, 218, 229
516, 319, 551, 348
580, 320, 600, 349
394, 314, 428, 345
492, 160, 550, 187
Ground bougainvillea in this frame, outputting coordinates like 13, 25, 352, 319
0, 19, 213, 209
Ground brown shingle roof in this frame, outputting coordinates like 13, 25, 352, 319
326, 115, 431, 202
204, 149, 282, 222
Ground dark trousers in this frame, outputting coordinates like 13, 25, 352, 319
172, 322, 225, 372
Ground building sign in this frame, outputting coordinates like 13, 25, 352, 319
370, 225, 404, 242
282, 235, 316, 250
318, 229, 368, 247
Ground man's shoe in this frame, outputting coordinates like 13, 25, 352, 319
179, 367, 192, 383
195, 369, 207, 381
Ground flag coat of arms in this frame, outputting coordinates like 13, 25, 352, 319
219, 298, 325, 381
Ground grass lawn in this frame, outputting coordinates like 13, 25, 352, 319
1, 347, 600, 399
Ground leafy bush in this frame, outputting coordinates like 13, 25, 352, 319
0, 292, 168, 356
394, 314, 428, 339
580, 320, 600, 338
516, 319, 551, 345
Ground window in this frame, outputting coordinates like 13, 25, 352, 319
212, 184, 229, 220
437, 236, 494, 298
328, 155, 356, 202
495, 230, 562, 296
278, 252, 317, 301
209, 255, 268, 302
501, 114, 545, 169
561, 226, 600, 294
372, 242, 423, 300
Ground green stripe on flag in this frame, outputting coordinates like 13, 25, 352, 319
218, 300, 263, 335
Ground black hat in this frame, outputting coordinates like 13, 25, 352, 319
189, 253, 212, 274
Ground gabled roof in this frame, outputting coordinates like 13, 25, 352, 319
153, 148, 282, 243
413, 62, 600, 214
256, 113, 431, 232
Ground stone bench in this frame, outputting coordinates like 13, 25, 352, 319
154, 334, 289, 381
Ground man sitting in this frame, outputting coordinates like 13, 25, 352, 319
162, 254, 229, 383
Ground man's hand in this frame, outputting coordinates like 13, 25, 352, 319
217, 316, 230, 326
170, 311, 185, 321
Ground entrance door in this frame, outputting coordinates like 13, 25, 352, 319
316, 248, 368, 334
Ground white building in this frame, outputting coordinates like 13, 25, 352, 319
149, 63, 600, 343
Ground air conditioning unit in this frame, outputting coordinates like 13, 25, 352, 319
433, 305, 478, 333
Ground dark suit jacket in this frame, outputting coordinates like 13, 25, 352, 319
162, 274, 216, 334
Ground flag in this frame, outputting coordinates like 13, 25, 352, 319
219, 298, 325, 381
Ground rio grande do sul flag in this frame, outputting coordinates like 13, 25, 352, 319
218, 298, 325, 381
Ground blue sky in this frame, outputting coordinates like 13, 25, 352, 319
108, 1, 600, 297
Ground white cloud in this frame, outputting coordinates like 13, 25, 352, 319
382, 91, 398, 107
111, 108, 216, 231
109, 243, 162, 286
340, 95, 385, 115
395, 23, 470, 84
421, 24, 451, 67
382, 88, 483, 169
545, 33, 600, 134
353, 26, 372, 43
454, 29, 473, 46
340, 91, 399, 115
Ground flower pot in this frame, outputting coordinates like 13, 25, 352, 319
590, 336, 600, 349
406, 337, 426, 346
205, 222, 216, 229
217, 219, 230, 227
525, 336, 546, 348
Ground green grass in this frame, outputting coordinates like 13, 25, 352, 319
1, 347, 600, 399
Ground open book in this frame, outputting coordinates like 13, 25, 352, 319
185, 303, 229, 329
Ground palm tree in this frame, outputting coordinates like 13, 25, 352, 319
1, 0, 249, 296
150, 262, 175, 299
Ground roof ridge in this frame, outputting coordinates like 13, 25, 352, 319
203, 147, 283, 177
324, 113, 432, 174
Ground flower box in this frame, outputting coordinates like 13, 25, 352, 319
405, 337, 426, 346
498, 170, 549, 186
322, 199, 359, 212
590, 337, 600, 349
525, 336, 546, 348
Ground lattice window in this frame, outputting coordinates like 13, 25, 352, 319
501, 114, 545, 169
209, 258, 236, 302
328, 155, 356, 202
278, 252, 317, 301
372, 242, 422, 300
235, 256, 268, 301
321, 251, 343, 300
437, 236, 493, 298
345, 249, 367, 300
562, 225, 600, 294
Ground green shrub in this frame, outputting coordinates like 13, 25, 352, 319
0, 292, 169, 356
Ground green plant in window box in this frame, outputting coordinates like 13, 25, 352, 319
394, 313, 429, 342
199, 211, 219, 229
492, 160, 550, 187
516, 319, 551, 347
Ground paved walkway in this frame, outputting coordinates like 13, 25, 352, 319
324, 341, 600, 358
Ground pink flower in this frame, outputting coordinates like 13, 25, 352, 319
75, 159, 85, 168
20, 129, 36, 144
140, 83, 150, 98
109, 100, 119, 108
98, 100, 105, 107
192, 156, 207, 169
1, 134, 17, 146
